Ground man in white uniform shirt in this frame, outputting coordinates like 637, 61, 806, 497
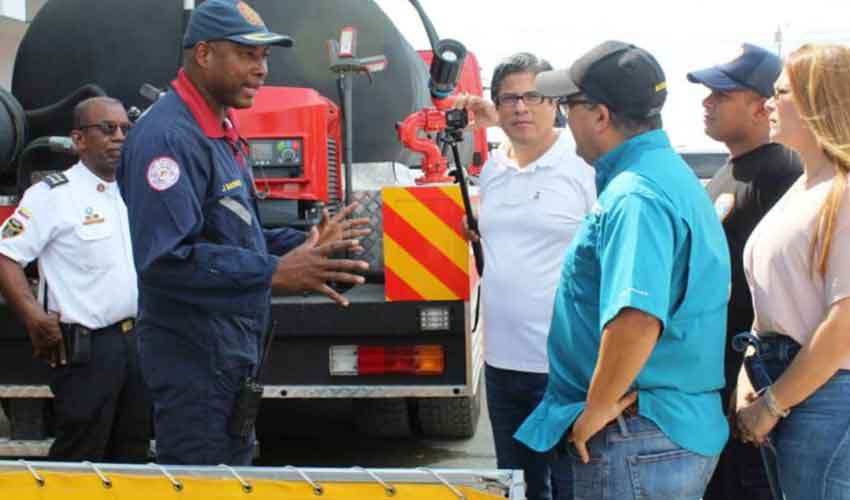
0, 97, 150, 462
457, 52, 596, 500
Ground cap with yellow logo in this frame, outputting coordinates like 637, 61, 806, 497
537, 40, 668, 119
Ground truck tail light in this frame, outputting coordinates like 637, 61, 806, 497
329, 345, 444, 376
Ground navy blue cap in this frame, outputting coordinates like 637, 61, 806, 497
182, 0, 293, 49
687, 43, 780, 97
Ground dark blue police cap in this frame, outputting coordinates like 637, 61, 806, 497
182, 0, 293, 49
687, 43, 780, 98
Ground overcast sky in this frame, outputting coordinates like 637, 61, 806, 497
374, 0, 850, 150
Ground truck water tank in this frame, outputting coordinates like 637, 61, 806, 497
0, 88, 26, 175
12, 0, 430, 164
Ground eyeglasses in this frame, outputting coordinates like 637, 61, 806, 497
558, 96, 596, 116
496, 91, 547, 107
78, 121, 132, 136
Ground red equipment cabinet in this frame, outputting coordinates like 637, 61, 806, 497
234, 87, 343, 207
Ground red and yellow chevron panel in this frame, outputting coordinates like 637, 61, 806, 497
383, 185, 470, 301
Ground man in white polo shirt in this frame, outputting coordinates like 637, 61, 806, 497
0, 97, 150, 462
457, 52, 596, 500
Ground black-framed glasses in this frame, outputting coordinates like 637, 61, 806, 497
78, 120, 132, 136
496, 91, 547, 107
558, 96, 595, 116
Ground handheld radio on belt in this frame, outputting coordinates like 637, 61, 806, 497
44, 281, 92, 365
227, 320, 276, 439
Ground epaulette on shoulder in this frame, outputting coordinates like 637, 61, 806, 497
42, 173, 69, 189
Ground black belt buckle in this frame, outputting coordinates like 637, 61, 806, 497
227, 376, 264, 439
60, 324, 91, 365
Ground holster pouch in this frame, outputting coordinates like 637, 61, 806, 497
743, 354, 773, 393
734, 331, 800, 393
227, 376, 263, 439
60, 324, 91, 365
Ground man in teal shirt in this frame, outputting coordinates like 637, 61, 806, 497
515, 41, 731, 500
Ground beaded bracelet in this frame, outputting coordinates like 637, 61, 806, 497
764, 386, 790, 418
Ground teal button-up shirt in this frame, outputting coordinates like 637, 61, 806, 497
515, 130, 731, 456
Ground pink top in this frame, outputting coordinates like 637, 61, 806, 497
744, 173, 850, 369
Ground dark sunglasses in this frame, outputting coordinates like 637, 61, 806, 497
78, 120, 132, 136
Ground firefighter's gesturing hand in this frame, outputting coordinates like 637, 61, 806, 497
272, 228, 369, 306
453, 93, 499, 130
315, 202, 371, 252
25, 310, 65, 366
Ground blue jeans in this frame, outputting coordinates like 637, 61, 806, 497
554, 415, 718, 500
486, 364, 555, 500
739, 334, 850, 500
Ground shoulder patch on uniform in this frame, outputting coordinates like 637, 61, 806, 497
714, 193, 735, 222
42, 173, 69, 189
146, 156, 181, 192
1, 218, 25, 239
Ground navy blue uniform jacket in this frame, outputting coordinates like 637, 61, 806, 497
118, 69, 305, 369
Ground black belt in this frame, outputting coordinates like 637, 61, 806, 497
64, 318, 135, 335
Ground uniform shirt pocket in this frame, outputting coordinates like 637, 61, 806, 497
204, 194, 256, 249
74, 221, 114, 271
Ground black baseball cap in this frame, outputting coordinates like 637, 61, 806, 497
687, 43, 781, 98
182, 0, 294, 49
536, 41, 667, 118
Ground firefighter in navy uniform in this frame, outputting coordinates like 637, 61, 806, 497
688, 44, 802, 500
0, 97, 150, 462
118, 0, 369, 465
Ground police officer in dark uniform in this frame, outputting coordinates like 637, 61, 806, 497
118, 0, 369, 465
688, 43, 802, 500
0, 97, 150, 462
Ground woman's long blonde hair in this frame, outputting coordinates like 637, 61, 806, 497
786, 44, 850, 277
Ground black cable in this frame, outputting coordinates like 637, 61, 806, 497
448, 142, 484, 276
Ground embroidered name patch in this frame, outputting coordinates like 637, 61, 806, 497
223, 179, 243, 192
147, 157, 181, 191
82, 206, 105, 225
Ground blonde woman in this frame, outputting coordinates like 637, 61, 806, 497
736, 44, 850, 500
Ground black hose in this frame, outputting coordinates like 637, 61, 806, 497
449, 142, 484, 277
24, 84, 107, 135
408, 0, 441, 53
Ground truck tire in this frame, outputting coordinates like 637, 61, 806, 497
416, 381, 482, 439
353, 398, 412, 438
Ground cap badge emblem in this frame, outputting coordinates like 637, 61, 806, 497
237, 2, 265, 27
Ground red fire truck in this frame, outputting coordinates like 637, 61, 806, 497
0, 0, 489, 456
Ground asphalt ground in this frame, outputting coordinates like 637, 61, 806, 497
0, 393, 498, 469
254, 396, 496, 468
